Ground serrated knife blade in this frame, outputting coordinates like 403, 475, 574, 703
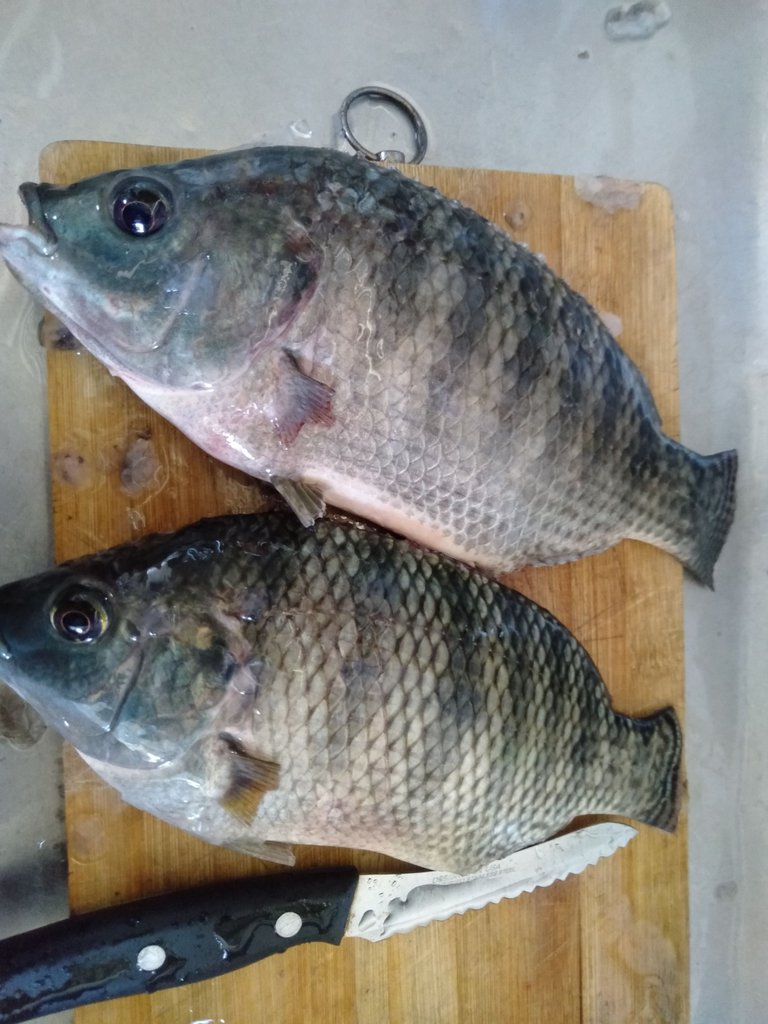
345, 821, 636, 940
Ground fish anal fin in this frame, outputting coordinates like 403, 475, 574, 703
274, 349, 335, 446
217, 733, 280, 824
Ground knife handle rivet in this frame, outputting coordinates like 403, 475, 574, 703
274, 911, 303, 938
136, 943, 167, 971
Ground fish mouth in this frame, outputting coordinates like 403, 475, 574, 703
18, 182, 59, 249
0, 221, 55, 260
0, 183, 58, 262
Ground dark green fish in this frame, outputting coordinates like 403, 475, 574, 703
0, 514, 680, 871
0, 147, 736, 583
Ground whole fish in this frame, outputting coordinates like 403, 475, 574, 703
0, 147, 736, 582
0, 514, 681, 872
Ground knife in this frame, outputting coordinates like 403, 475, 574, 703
0, 822, 635, 1023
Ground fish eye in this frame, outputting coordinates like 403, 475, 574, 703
110, 178, 172, 237
50, 586, 110, 644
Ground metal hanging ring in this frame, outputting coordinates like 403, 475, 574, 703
339, 87, 428, 164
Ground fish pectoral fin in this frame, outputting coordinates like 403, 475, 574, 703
272, 476, 326, 526
273, 349, 335, 446
217, 732, 281, 824
223, 837, 296, 866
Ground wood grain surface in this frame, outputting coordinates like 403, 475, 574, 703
41, 141, 688, 1024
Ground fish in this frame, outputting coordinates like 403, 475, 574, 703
0, 513, 681, 872
0, 147, 736, 582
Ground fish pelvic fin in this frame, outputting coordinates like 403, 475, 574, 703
635, 443, 738, 588
272, 476, 327, 526
610, 706, 683, 833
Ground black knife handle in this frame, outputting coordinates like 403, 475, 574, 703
0, 867, 359, 1023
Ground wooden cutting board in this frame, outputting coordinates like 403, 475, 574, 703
41, 141, 688, 1023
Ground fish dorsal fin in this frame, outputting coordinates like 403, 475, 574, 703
217, 732, 280, 824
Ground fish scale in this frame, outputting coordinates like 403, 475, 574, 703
0, 512, 683, 872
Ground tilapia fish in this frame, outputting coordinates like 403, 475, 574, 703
0, 147, 736, 581
0, 514, 681, 872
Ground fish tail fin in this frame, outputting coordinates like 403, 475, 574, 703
608, 706, 683, 832
635, 443, 737, 588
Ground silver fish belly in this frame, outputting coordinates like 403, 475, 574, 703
0, 514, 681, 872
0, 147, 736, 581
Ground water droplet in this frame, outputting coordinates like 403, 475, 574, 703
52, 449, 91, 489
504, 200, 531, 232
120, 432, 162, 497
69, 814, 107, 864
289, 119, 313, 140
604, 1, 671, 41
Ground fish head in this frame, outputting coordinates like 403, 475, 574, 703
0, 151, 321, 390
0, 533, 251, 771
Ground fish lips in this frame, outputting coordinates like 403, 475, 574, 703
18, 181, 59, 248
0, 182, 59, 272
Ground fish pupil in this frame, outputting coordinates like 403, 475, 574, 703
52, 592, 108, 643
112, 186, 169, 237
61, 607, 93, 637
